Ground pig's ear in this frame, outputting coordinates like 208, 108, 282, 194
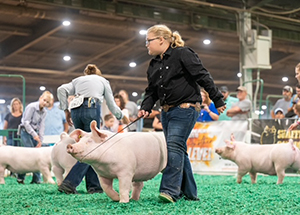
60, 132, 68, 140
69, 129, 87, 142
225, 140, 236, 149
91, 120, 108, 140
230, 133, 235, 141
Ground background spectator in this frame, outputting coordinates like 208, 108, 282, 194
119, 90, 139, 132
17, 91, 53, 184
270, 85, 293, 119
44, 96, 68, 135
152, 110, 163, 131
113, 94, 129, 132
227, 86, 252, 120
101, 114, 115, 132
197, 88, 219, 122
218, 86, 239, 121
285, 84, 300, 118
3, 98, 23, 146
274, 108, 285, 119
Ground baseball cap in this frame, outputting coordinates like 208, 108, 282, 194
220, 86, 228, 93
236, 86, 247, 92
274, 108, 284, 114
283, 85, 293, 94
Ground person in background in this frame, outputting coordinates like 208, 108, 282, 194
143, 100, 161, 131
113, 94, 129, 133
274, 108, 285, 119
218, 86, 238, 121
295, 63, 300, 84
44, 96, 68, 136
138, 24, 225, 203
288, 100, 300, 131
57, 64, 128, 194
119, 90, 139, 132
3, 98, 23, 146
270, 85, 293, 119
226, 86, 251, 120
17, 91, 53, 184
285, 84, 300, 118
152, 110, 163, 131
101, 114, 115, 132
197, 88, 219, 122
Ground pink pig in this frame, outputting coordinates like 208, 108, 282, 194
66, 120, 167, 203
51, 132, 77, 185
215, 136, 300, 184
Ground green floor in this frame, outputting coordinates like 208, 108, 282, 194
1, 174, 300, 215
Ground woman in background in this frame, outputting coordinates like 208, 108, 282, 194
3, 98, 23, 146
197, 89, 219, 122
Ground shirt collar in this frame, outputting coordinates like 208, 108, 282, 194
154, 45, 172, 60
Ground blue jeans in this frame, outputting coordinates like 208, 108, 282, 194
7, 137, 20, 146
160, 106, 199, 201
18, 128, 41, 183
63, 99, 102, 190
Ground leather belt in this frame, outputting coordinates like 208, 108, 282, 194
162, 102, 201, 112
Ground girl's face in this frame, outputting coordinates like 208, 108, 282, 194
12, 100, 21, 112
296, 68, 300, 83
146, 33, 162, 56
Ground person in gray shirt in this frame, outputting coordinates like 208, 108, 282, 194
227, 86, 252, 120
57, 64, 128, 194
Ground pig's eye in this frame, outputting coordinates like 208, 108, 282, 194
79, 135, 82, 139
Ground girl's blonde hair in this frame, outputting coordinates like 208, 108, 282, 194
84, 64, 102, 76
147, 24, 184, 48
296, 63, 300, 71
201, 88, 212, 105
10, 98, 23, 113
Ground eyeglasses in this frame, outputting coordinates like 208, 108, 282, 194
145, 37, 160, 46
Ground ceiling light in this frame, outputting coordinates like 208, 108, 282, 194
139, 30, 147, 35
63, 55, 71, 61
132, 92, 138, 97
203, 39, 211, 45
261, 105, 267, 110
129, 62, 136, 68
237, 72, 242, 77
40, 86, 46, 91
62, 20, 71, 26
282, 77, 288, 82
0, 99, 5, 104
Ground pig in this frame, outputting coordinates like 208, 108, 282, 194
51, 132, 78, 185
0, 145, 55, 184
66, 120, 167, 203
215, 136, 300, 184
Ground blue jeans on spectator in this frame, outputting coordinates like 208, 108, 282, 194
63, 99, 102, 191
160, 106, 199, 201
18, 128, 41, 183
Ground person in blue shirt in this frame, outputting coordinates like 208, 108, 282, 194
197, 88, 219, 122
44, 97, 68, 136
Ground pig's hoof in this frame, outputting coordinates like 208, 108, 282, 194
159, 193, 175, 203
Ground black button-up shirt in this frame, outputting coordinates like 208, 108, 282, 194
141, 46, 224, 112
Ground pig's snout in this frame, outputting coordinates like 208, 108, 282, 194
67, 144, 74, 154
215, 148, 221, 154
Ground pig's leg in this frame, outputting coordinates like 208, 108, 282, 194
249, 172, 257, 184
131, 181, 144, 201
0, 165, 5, 184
237, 170, 248, 184
52, 166, 64, 185
99, 177, 120, 202
275, 166, 285, 184
40, 168, 56, 184
118, 175, 134, 203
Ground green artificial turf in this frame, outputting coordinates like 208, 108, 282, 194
1, 174, 300, 215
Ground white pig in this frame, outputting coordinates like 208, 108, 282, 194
215, 137, 300, 184
0, 145, 55, 184
67, 120, 167, 203
51, 132, 78, 185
